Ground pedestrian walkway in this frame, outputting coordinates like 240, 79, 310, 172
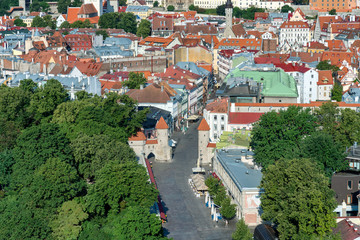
152, 120, 236, 240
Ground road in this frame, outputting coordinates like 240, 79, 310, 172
152, 120, 236, 240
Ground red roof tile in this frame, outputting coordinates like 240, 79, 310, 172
128, 131, 146, 141
228, 112, 264, 124
317, 70, 333, 85
207, 143, 216, 148
67, 7, 80, 23
280, 21, 309, 29
205, 98, 228, 113
146, 139, 158, 144
198, 118, 210, 131
155, 116, 169, 129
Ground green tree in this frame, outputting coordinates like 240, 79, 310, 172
301, 131, 348, 177
329, 8, 336, 15
0, 150, 14, 190
70, 134, 136, 180
119, 0, 127, 6
119, 12, 137, 34
58, 0, 71, 13
136, 19, 151, 38
29, 78, 69, 123
75, 90, 92, 100
14, 18, 26, 27
60, 20, 71, 28
30, 0, 41, 12
314, 101, 340, 137
31, 15, 46, 27
40, 1, 50, 12
0, 85, 32, 128
232, 218, 252, 240
51, 200, 89, 240
250, 106, 317, 169
78, 218, 111, 240
85, 161, 158, 215
189, 4, 196, 10
205, 176, 220, 196
167, 5, 175, 11
43, 14, 56, 29
23, 158, 85, 210
331, 82, 343, 102
336, 108, 360, 147
213, 184, 226, 206
153, 0, 159, 7
281, 5, 294, 12
220, 197, 236, 225
70, 0, 82, 7
233, 7, 241, 17
10, 123, 73, 191
242, 7, 265, 20
98, 12, 119, 29
106, 206, 167, 239
95, 29, 109, 40
260, 158, 337, 239
0, 119, 19, 152
123, 72, 147, 89
316, 60, 340, 73
19, 78, 37, 94
216, 4, 225, 15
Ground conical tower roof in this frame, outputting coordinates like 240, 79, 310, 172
225, 0, 233, 8
198, 118, 210, 131
155, 116, 169, 129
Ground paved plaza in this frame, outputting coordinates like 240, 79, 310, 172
152, 121, 236, 240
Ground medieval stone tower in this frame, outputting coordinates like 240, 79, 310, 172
223, 0, 236, 38
197, 118, 212, 166
128, 117, 172, 162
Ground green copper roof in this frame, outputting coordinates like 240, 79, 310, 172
224, 69, 298, 97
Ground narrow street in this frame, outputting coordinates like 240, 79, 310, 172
152, 120, 236, 240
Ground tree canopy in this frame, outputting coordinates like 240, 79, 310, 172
232, 218, 252, 240
167, 5, 175, 11
250, 106, 317, 169
137, 19, 151, 38
98, 12, 137, 33
331, 82, 343, 102
260, 158, 337, 239
316, 60, 340, 73
0, 79, 167, 239
281, 5, 294, 12
123, 72, 147, 89
329, 8, 336, 15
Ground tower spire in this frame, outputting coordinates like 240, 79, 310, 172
225, 0, 233, 8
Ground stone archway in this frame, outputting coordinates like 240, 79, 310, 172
147, 152, 155, 161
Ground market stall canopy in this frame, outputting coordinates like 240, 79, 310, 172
191, 174, 208, 191
187, 115, 200, 121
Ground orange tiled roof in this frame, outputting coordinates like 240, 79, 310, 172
280, 21, 309, 29
317, 70, 333, 85
146, 139, 158, 144
139, 36, 173, 48
129, 131, 146, 141
78, 16, 99, 24
205, 98, 228, 113
198, 118, 210, 131
325, 40, 346, 51
155, 116, 169, 129
207, 143, 216, 148
321, 51, 354, 65
214, 38, 262, 49
67, 7, 80, 23
185, 34, 219, 46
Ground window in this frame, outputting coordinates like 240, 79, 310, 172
348, 180, 353, 190
347, 194, 352, 204
214, 124, 217, 130
214, 115, 217, 121
221, 125, 224, 131
221, 116, 224, 121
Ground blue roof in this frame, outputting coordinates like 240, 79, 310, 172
343, 88, 360, 103
176, 62, 210, 76
126, 5, 150, 12
92, 46, 133, 57
216, 149, 262, 190
104, 37, 132, 47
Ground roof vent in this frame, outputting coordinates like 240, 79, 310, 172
246, 170, 249, 174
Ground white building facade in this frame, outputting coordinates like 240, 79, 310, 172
279, 21, 310, 48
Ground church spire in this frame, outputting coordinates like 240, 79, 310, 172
225, 0, 233, 8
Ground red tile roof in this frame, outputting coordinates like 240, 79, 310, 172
254, 12, 269, 20
280, 21, 309, 29
333, 219, 360, 240
207, 143, 216, 148
126, 83, 175, 103
317, 70, 333, 85
228, 112, 264, 124
325, 40, 346, 51
274, 63, 310, 73
67, 7, 80, 23
146, 139, 158, 144
128, 131, 146, 141
308, 41, 327, 50
321, 51, 354, 65
198, 118, 210, 131
205, 98, 228, 113
78, 3, 98, 15
155, 116, 169, 129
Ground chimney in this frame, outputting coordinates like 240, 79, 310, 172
140, 84, 144, 90
161, 85, 164, 92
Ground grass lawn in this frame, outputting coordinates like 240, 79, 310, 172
216, 131, 251, 149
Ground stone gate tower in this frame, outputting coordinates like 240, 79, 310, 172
197, 119, 216, 167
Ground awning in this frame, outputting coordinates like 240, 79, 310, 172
187, 115, 200, 120
191, 174, 208, 191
